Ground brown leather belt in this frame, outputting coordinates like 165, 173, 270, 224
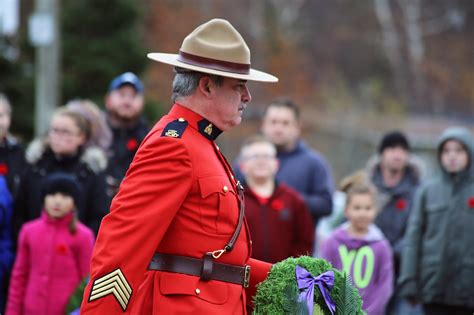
148, 253, 251, 288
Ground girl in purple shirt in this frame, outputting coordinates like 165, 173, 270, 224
320, 172, 394, 315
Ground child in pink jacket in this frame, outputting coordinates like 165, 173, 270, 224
6, 172, 94, 315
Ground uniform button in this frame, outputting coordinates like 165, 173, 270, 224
178, 117, 185, 122
223, 186, 229, 193
216, 145, 220, 151
231, 175, 234, 180
195, 288, 201, 295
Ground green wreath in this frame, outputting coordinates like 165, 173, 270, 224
253, 256, 365, 315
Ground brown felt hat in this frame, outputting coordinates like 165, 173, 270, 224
147, 19, 278, 82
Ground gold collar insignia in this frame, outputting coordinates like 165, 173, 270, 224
165, 129, 179, 137
204, 123, 213, 136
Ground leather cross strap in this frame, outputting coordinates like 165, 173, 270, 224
148, 253, 251, 288
225, 180, 245, 252
208, 141, 246, 257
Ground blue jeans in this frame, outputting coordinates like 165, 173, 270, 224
393, 298, 424, 315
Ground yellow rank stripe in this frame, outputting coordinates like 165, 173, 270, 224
93, 269, 132, 295
89, 269, 132, 311
91, 280, 129, 305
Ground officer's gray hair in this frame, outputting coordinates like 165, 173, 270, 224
171, 67, 223, 103
0, 93, 12, 115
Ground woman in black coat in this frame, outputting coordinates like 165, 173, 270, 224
14, 107, 108, 238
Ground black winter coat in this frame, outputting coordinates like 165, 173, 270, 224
105, 117, 149, 198
0, 136, 25, 200
14, 140, 108, 239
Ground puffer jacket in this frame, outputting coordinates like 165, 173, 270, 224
398, 127, 474, 308
13, 140, 108, 238
6, 211, 94, 315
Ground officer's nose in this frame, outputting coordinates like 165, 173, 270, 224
242, 85, 252, 103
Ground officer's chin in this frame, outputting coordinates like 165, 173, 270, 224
232, 117, 243, 127
221, 119, 241, 131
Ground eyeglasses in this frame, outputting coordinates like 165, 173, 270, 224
49, 127, 80, 138
242, 154, 276, 161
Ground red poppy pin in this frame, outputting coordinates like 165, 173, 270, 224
468, 197, 474, 209
126, 138, 138, 151
0, 163, 8, 175
271, 199, 284, 211
395, 198, 407, 211
56, 244, 68, 255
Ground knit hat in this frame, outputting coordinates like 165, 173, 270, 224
41, 172, 82, 205
378, 131, 410, 153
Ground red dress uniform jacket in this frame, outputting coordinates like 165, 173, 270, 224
81, 104, 271, 314
244, 183, 314, 263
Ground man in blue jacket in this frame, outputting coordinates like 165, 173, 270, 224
260, 99, 333, 227
234, 98, 333, 228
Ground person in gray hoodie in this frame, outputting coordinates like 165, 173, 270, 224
398, 126, 474, 315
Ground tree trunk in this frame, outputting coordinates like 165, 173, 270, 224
373, 0, 409, 107
399, 0, 426, 111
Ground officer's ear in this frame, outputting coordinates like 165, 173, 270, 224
198, 77, 212, 98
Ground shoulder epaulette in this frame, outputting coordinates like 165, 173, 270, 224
160, 118, 188, 139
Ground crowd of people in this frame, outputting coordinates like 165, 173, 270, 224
0, 19, 473, 315
0, 71, 150, 314
236, 99, 473, 315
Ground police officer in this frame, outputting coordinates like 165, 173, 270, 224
81, 19, 278, 314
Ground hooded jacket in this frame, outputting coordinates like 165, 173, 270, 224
13, 140, 108, 238
366, 155, 423, 262
320, 223, 394, 315
398, 127, 474, 308
6, 211, 94, 315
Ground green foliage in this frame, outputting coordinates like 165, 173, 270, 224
0, 31, 35, 139
143, 99, 165, 126
0, 56, 34, 140
282, 283, 309, 314
66, 276, 89, 313
1, 1, 148, 141
61, 0, 146, 105
333, 273, 361, 315
253, 256, 364, 315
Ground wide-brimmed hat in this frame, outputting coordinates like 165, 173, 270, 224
147, 19, 278, 82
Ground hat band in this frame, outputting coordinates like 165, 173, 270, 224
178, 51, 250, 75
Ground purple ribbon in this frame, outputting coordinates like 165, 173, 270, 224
295, 265, 336, 315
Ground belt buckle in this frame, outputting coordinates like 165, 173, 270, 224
243, 265, 251, 288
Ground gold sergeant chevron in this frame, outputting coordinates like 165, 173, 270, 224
89, 268, 132, 311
